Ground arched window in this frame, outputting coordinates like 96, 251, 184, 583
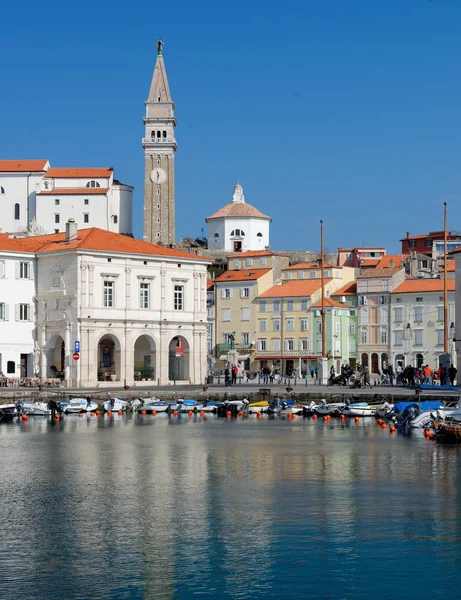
162, 131, 167, 138
151, 131, 156, 139
257, 232, 263, 237
157, 131, 161, 138
230, 229, 245, 237
0, 186, 5, 194
213, 233, 219, 238
14, 203, 20, 220
113, 215, 118, 224
86, 181, 101, 188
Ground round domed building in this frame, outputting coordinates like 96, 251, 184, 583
205, 184, 271, 252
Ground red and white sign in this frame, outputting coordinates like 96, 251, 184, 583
175, 339, 184, 357
73, 352, 80, 361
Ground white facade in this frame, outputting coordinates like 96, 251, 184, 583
0, 252, 36, 378
0, 225, 210, 387
0, 162, 133, 236
206, 185, 271, 252
0, 161, 50, 233
390, 288, 455, 371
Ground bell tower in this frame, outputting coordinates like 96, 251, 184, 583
142, 40, 177, 245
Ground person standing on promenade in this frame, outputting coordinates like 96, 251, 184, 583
449, 364, 457, 386
224, 366, 231, 387
423, 365, 432, 384
363, 365, 371, 387
232, 365, 238, 385
387, 365, 394, 386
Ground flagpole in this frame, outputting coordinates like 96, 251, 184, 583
443, 202, 448, 354
320, 220, 326, 358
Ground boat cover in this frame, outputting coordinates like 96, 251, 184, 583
393, 401, 444, 413
419, 385, 461, 391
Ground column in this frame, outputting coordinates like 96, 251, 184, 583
64, 324, 71, 386
158, 326, 169, 384
88, 265, 94, 307
40, 324, 47, 381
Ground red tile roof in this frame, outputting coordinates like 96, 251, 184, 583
360, 259, 380, 267
332, 281, 357, 296
0, 228, 210, 260
37, 188, 109, 195
215, 268, 272, 282
258, 279, 330, 298
0, 160, 48, 172
357, 267, 403, 279
283, 262, 336, 270
311, 298, 349, 309
206, 203, 271, 220
227, 249, 288, 258
392, 279, 455, 294
45, 168, 113, 178
207, 278, 214, 291
376, 254, 407, 268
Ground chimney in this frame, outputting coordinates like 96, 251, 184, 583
389, 259, 395, 268
65, 219, 78, 242
406, 232, 410, 239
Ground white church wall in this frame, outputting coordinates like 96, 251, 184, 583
0, 172, 44, 233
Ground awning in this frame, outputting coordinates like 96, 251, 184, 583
218, 354, 250, 361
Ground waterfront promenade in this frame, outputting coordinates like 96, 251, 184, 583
0, 377, 459, 402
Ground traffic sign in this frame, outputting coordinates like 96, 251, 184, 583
73, 352, 80, 361
74, 341, 80, 353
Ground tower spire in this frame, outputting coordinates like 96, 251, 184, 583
142, 41, 177, 245
146, 43, 173, 105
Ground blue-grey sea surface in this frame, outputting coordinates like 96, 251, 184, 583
1, 413, 460, 600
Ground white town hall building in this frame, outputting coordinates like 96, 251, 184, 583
0, 221, 210, 387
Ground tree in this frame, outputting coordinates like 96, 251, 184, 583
16, 219, 48, 237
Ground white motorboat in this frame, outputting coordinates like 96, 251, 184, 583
133, 398, 178, 413
64, 398, 99, 414
376, 402, 394, 418
342, 403, 376, 417
21, 402, 51, 416
315, 400, 332, 416
103, 397, 128, 412
410, 407, 461, 429
0, 404, 20, 421
196, 401, 221, 413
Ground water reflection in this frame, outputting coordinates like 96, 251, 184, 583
1, 416, 461, 599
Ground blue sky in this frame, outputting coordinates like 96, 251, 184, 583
2, 0, 461, 253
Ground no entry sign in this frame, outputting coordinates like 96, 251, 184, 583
73, 352, 80, 361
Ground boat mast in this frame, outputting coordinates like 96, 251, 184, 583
320, 220, 326, 359
443, 202, 448, 354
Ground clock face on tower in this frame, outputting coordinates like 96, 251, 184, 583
150, 167, 167, 184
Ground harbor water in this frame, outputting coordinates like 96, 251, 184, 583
1, 414, 461, 599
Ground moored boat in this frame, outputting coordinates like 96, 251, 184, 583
64, 398, 99, 414
20, 402, 51, 416
342, 403, 376, 417
315, 400, 332, 416
0, 404, 19, 422
248, 400, 269, 414
103, 397, 128, 412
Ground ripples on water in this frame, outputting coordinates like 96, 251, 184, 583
1, 415, 461, 599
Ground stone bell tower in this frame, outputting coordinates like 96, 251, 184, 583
142, 40, 177, 245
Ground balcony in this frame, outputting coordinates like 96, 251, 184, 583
255, 350, 312, 357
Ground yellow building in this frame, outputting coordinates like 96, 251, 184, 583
254, 263, 356, 375
214, 265, 276, 370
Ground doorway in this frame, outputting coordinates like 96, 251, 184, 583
20, 353, 28, 378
